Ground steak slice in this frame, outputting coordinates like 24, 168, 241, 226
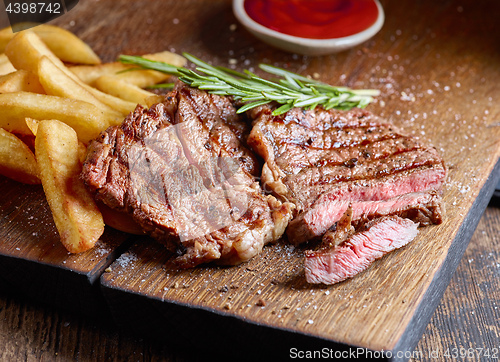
288, 190, 443, 245
82, 83, 293, 267
247, 105, 447, 243
304, 216, 419, 284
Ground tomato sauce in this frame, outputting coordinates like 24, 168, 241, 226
243, 0, 379, 39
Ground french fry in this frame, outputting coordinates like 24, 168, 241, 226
84, 85, 137, 118
0, 69, 45, 93
0, 22, 36, 50
5, 30, 69, 76
114, 51, 186, 87
0, 92, 109, 143
5, 32, 136, 117
145, 94, 164, 108
0, 53, 16, 75
94, 75, 160, 106
38, 56, 123, 121
25, 117, 38, 135
0, 128, 39, 184
77, 141, 87, 165
0, 23, 101, 64
69, 50, 186, 87
69, 62, 127, 85
35, 119, 104, 253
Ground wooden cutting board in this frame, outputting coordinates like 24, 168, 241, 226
1, 0, 499, 360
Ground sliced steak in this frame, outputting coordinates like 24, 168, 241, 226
288, 190, 443, 245
82, 83, 293, 267
304, 216, 419, 284
247, 105, 446, 244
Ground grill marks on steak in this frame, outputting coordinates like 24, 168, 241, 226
304, 216, 419, 284
82, 84, 293, 267
248, 105, 447, 246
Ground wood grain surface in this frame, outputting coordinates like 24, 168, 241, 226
0, 0, 499, 360
0, 176, 132, 316
1, 204, 499, 361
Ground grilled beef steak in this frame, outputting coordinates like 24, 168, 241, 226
82, 83, 293, 267
305, 215, 419, 284
247, 106, 447, 244
82, 76, 446, 282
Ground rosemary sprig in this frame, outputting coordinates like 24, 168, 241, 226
119, 53, 379, 116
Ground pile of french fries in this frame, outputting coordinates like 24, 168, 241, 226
0, 23, 186, 253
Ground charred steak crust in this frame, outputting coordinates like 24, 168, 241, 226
82, 83, 293, 267
247, 105, 447, 244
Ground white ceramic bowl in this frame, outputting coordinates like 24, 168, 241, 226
233, 0, 385, 56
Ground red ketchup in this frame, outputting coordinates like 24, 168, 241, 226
243, 0, 379, 39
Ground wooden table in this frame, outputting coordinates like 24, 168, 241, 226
1, 203, 499, 361
1, 0, 499, 361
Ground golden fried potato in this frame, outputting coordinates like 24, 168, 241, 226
69, 62, 127, 85
0, 53, 16, 75
69, 50, 186, 87
77, 141, 87, 165
145, 94, 164, 108
38, 56, 123, 121
5, 30, 68, 76
0, 23, 101, 64
6, 31, 134, 120
0, 69, 45, 94
83, 84, 137, 118
0, 128, 39, 184
0, 92, 109, 143
35, 119, 104, 253
6, 31, 136, 117
94, 75, 161, 106
24, 117, 38, 135
114, 51, 186, 87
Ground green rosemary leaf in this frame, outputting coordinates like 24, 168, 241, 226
118, 53, 379, 113
118, 55, 181, 76
236, 100, 272, 114
259, 63, 312, 84
261, 91, 295, 102
294, 95, 329, 108
272, 102, 295, 115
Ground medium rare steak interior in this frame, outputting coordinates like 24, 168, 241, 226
247, 105, 447, 245
305, 215, 419, 285
82, 83, 293, 267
